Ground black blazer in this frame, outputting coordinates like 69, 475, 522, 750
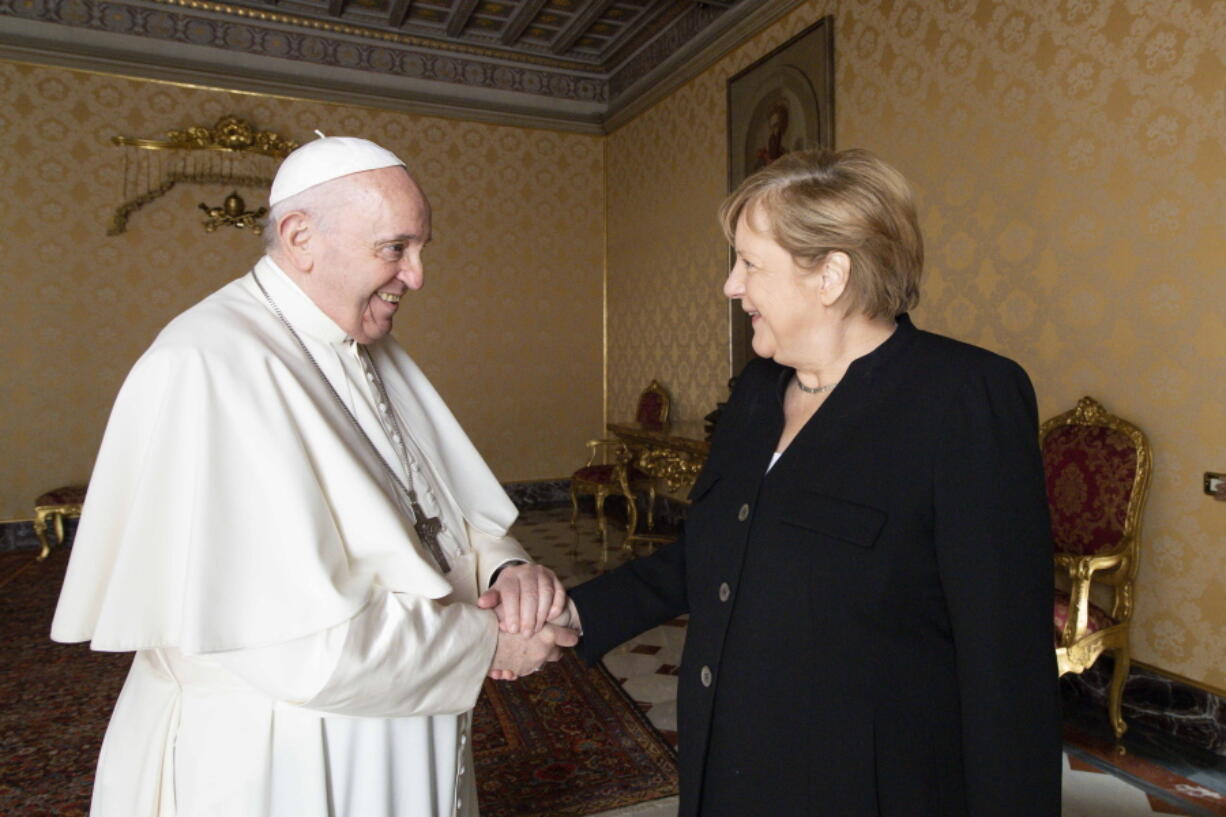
571, 315, 1061, 817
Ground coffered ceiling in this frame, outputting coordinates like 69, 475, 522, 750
258, 0, 725, 68
0, 0, 803, 131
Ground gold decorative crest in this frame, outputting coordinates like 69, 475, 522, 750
113, 115, 298, 158
109, 116, 297, 235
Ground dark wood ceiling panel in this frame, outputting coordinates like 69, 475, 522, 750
550, 0, 614, 54
500, 0, 552, 46
388, 0, 413, 25
183, 0, 746, 71
445, 0, 481, 35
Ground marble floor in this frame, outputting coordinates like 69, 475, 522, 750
509, 504, 1226, 817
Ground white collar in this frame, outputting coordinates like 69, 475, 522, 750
255, 256, 352, 347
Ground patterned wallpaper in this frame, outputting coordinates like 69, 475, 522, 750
3, 0, 1223, 690
605, 0, 1226, 689
0, 58, 605, 520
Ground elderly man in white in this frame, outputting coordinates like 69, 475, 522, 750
52, 137, 576, 817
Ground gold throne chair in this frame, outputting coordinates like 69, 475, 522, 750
34, 484, 88, 561
569, 380, 670, 536
1042, 396, 1151, 740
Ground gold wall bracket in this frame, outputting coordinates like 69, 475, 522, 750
108, 115, 297, 236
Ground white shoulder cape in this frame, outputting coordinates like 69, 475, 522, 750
51, 268, 517, 654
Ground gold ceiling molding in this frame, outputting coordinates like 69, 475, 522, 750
0, 0, 799, 132
108, 115, 296, 236
147, 0, 599, 73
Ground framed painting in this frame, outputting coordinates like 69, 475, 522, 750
726, 16, 835, 376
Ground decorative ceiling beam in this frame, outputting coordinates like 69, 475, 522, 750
327, 0, 346, 18
445, 0, 481, 37
550, 0, 616, 55
387, 0, 412, 27
500, 0, 550, 46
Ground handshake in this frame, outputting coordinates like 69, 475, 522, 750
477, 563, 581, 681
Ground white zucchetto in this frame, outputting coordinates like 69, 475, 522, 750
269, 135, 406, 206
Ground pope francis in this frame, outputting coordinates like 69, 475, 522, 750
51, 136, 577, 817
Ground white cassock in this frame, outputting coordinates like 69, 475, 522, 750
52, 256, 530, 817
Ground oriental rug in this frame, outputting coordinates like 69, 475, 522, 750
0, 548, 677, 817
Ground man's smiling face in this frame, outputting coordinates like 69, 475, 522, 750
304, 166, 432, 344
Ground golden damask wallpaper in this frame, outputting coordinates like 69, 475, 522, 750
0, 59, 605, 519
3, 0, 1224, 691
606, 0, 1225, 689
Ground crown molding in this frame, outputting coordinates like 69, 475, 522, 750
603, 0, 805, 133
0, 16, 607, 133
0, 0, 806, 134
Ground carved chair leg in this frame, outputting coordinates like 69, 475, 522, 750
33, 511, 52, 561
53, 512, 66, 545
622, 488, 640, 553
569, 484, 580, 528
646, 486, 656, 531
1108, 646, 1130, 741
594, 489, 608, 534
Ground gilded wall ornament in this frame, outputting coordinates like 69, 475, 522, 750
199, 191, 268, 235
109, 116, 297, 235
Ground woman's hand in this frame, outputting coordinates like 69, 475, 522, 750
488, 623, 579, 681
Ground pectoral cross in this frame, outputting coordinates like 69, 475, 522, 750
410, 496, 449, 573
252, 274, 454, 575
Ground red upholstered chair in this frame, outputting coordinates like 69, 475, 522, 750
634, 380, 670, 430
1042, 396, 1151, 740
34, 484, 87, 561
569, 381, 670, 537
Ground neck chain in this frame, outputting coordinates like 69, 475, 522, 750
795, 376, 838, 395
252, 268, 451, 573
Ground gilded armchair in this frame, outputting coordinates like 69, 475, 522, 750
569, 381, 670, 535
34, 484, 87, 561
633, 379, 670, 430
1042, 396, 1151, 740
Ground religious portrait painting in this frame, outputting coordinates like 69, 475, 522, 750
726, 17, 835, 375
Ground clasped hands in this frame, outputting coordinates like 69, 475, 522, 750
477, 563, 581, 681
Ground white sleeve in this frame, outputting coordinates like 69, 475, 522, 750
469, 522, 532, 589
213, 587, 498, 717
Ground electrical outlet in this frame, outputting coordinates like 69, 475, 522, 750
1205, 472, 1225, 496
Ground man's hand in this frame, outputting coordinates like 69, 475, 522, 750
489, 623, 579, 681
477, 563, 567, 635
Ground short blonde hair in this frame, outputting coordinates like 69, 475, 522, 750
719, 148, 923, 319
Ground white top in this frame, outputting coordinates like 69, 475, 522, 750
52, 256, 518, 653
53, 257, 529, 817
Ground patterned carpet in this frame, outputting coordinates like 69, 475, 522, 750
12, 505, 1223, 817
0, 544, 677, 817
0, 549, 120, 817
473, 655, 676, 817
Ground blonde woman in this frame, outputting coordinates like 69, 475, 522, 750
562, 149, 1060, 817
